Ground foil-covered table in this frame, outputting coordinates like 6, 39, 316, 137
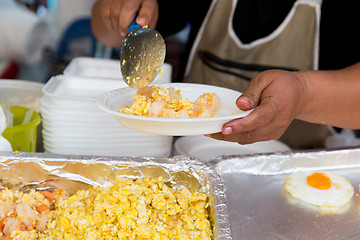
208, 147, 360, 240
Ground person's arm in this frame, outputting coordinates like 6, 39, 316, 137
294, 63, 360, 126
91, 0, 159, 48
207, 62, 360, 144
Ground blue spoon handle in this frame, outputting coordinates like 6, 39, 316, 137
127, 18, 140, 33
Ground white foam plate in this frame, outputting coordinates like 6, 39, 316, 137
41, 123, 149, 136
40, 95, 99, 110
40, 114, 121, 128
40, 105, 115, 121
42, 130, 171, 142
43, 147, 171, 157
97, 83, 253, 136
40, 96, 99, 111
64, 57, 123, 80
41, 123, 143, 136
44, 143, 172, 157
43, 137, 172, 150
64, 57, 172, 84
43, 75, 126, 100
174, 135, 291, 162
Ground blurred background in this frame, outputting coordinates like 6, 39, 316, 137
0, 0, 189, 83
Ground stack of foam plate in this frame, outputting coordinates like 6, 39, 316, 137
174, 135, 291, 162
63, 56, 172, 82
40, 58, 173, 157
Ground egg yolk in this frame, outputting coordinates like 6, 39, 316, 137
307, 172, 331, 190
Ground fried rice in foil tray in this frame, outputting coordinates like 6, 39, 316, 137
0, 151, 232, 240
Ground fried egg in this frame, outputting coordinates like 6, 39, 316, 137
284, 171, 354, 209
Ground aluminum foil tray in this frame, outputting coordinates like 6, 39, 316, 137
208, 147, 360, 240
0, 151, 232, 240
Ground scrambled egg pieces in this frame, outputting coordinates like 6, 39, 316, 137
120, 84, 221, 118
4, 176, 213, 240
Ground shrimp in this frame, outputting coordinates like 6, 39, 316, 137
0, 218, 5, 233
190, 93, 221, 118
194, 93, 221, 112
168, 87, 182, 99
161, 109, 176, 118
0, 202, 15, 220
35, 204, 49, 232
136, 86, 153, 98
3, 217, 26, 236
197, 109, 215, 118
177, 109, 190, 118
189, 104, 201, 118
149, 101, 166, 117
15, 202, 38, 230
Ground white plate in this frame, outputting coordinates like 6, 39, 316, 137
42, 131, 171, 143
40, 95, 98, 110
174, 135, 291, 162
40, 106, 116, 121
96, 83, 253, 136
41, 124, 144, 136
40, 110, 120, 124
44, 143, 172, 157
64, 57, 172, 84
42, 129, 172, 141
41, 124, 149, 136
43, 138, 172, 150
40, 97, 99, 111
43, 75, 125, 100
64, 57, 123, 80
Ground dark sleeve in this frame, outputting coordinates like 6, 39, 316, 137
233, 0, 296, 44
156, 0, 212, 38
319, 0, 360, 70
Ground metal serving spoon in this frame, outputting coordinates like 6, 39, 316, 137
120, 20, 166, 89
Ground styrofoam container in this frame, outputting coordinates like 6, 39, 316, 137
40, 96, 100, 111
41, 127, 127, 138
42, 148, 172, 158
40, 116, 123, 129
43, 140, 172, 152
42, 138, 173, 155
64, 56, 172, 84
174, 135, 290, 162
42, 128, 172, 143
40, 107, 117, 122
42, 126, 169, 138
43, 75, 126, 100
40, 95, 100, 110
43, 142, 172, 157
41, 122, 127, 134
42, 129, 172, 143
64, 57, 122, 79
42, 113, 110, 127
44, 136, 172, 146
43, 137, 172, 149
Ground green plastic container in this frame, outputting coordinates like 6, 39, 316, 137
2, 106, 41, 152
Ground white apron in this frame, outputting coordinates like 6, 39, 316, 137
184, 0, 330, 149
